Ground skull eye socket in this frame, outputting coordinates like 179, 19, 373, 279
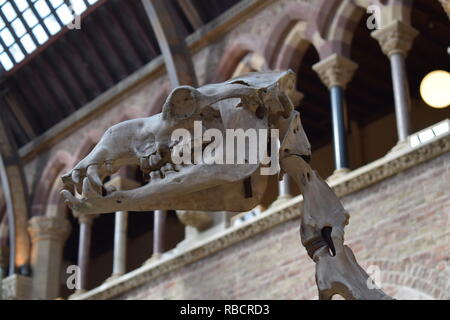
163, 86, 199, 120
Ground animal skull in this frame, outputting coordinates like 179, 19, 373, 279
61, 71, 311, 215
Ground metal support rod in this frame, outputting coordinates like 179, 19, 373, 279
112, 211, 128, 276
153, 210, 167, 255
330, 86, 349, 170
77, 217, 93, 291
389, 52, 412, 141
141, 0, 198, 88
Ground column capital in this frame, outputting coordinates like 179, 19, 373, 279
312, 54, 358, 89
78, 214, 96, 225
28, 216, 71, 244
371, 20, 419, 57
176, 210, 213, 231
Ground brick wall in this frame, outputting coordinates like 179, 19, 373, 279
117, 151, 450, 300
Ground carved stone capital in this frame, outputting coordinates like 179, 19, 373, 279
28, 216, 71, 244
312, 54, 358, 89
371, 20, 419, 57
78, 214, 96, 225
176, 211, 213, 231
1, 274, 32, 300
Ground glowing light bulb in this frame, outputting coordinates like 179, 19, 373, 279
420, 70, 450, 109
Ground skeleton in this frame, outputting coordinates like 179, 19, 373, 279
61, 71, 393, 300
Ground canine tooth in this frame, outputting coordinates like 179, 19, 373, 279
71, 170, 83, 194
60, 189, 77, 208
87, 165, 103, 192
82, 177, 99, 198
61, 172, 73, 185
72, 170, 81, 184
149, 153, 162, 167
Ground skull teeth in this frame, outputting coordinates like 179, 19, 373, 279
149, 153, 162, 167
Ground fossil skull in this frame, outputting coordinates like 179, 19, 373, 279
61, 71, 311, 215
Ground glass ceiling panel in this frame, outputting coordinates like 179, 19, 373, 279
0, 0, 99, 72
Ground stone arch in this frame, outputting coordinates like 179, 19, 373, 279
0, 213, 8, 267
360, 258, 450, 300
73, 129, 103, 163
321, 0, 366, 57
318, 0, 415, 58
272, 21, 313, 71
147, 84, 170, 116
382, 0, 413, 25
31, 150, 73, 218
262, 0, 336, 68
214, 38, 261, 82
231, 52, 268, 77
117, 108, 146, 124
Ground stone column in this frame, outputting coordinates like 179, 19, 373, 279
76, 214, 94, 294
313, 54, 358, 178
28, 216, 71, 299
103, 176, 138, 281
111, 211, 127, 278
153, 210, 167, 258
372, 20, 418, 144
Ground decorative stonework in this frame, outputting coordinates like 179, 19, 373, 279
28, 216, 71, 243
1, 274, 32, 300
71, 134, 450, 300
331, 135, 450, 198
326, 168, 351, 183
371, 20, 419, 57
312, 54, 358, 89
78, 214, 96, 225
177, 211, 214, 231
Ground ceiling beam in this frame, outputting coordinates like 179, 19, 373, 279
177, 0, 204, 30
141, 0, 198, 88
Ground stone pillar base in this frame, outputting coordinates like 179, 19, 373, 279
103, 273, 124, 283
387, 139, 410, 154
68, 289, 87, 299
175, 212, 232, 252
1, 274, 32, 300
143, 253, 162, 265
